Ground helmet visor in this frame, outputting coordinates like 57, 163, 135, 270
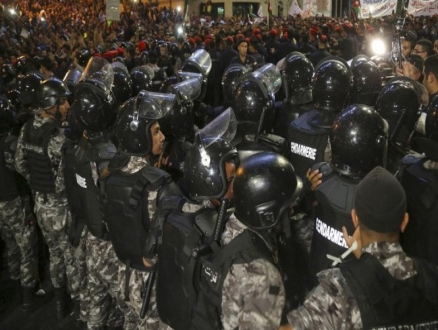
172, 78, 202, 102
187, 49, 212, 75
178, 71, 203, 84
80, 57, 114, 93
252, 63, 282, 94
198, 107, 237, 149
63, 67, 83, 86
136, 90, 175, 119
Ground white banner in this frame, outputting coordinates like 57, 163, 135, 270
289, 0, 302, 16
407, 0, 438, 16
360, 0, 397, 18
301, 0, 332, 18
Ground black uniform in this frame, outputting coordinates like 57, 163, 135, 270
399, 153, 438, 264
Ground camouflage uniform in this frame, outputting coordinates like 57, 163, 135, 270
116, 156, 171, 330
76, 228, 90, 323
15, 115, 77, 292
86, 231, 125, 330
287, 242, 417, 329
0, 197, 38, 288
0, 134, 38, 288
220, 213, 285, 330
86, 158, 124, 330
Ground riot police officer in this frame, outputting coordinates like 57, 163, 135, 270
308, 104, 388, 281
64, 57, 123, 329
156, 108, 239, 330
232, 63, 289, 159
288, 56, 352, 182
273, 52, 314, 139
192, 152, 303, 330
104, 90, 178, 329
398, 93, 438, 264
0, 96, 42, 312
15, 77, 77, 319
376, 76, 428, 173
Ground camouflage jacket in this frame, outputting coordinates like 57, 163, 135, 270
287, 241, 417, 329
220, 213, 285, 330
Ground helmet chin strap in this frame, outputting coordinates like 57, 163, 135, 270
44, 103, 62, 121
54, 104, 63, 121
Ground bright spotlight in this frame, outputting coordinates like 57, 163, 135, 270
371, 38, 386, 56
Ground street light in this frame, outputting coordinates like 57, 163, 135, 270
177, 6, 181, 12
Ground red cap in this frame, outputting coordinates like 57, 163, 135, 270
226, 36, 234, 43
138, 41, 147, 52
189, 38, 195, 45
236, 33, 244, 40
319, 35, 327, 42
310, 27, 318, 36
270, 28, 277, 35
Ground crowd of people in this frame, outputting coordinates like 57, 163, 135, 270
0, 0, 438, 329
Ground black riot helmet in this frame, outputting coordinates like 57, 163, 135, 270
77, 49, 92, 68
232, 64, 281, 132
234, 152, 303, 230
280, 51, 314, 105
1, 64, 16, 84
375, 77, 428, 147
312, 56, 352, 112
330, 104, 389, 178
221, 64, 248, 105
111, 62, 133, 104
180, 108, 238, 200
130, 66, 155, 96
0, 95, 15, 135
38, 77, 71, 110
73, 57, 118, 135
115, 91, 175, 155
349, 55, 382, 106
17, 71, 44, 106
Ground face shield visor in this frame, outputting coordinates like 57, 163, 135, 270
80, 57, 114, 93
251, 63, 282, 96
183, 49, 212, 77
171, 78, 202, 102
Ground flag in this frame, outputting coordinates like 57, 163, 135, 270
257, 4, 264, 17
352, 0, 363, 20
268, 1, 272, 14
289, 0, 302, 16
